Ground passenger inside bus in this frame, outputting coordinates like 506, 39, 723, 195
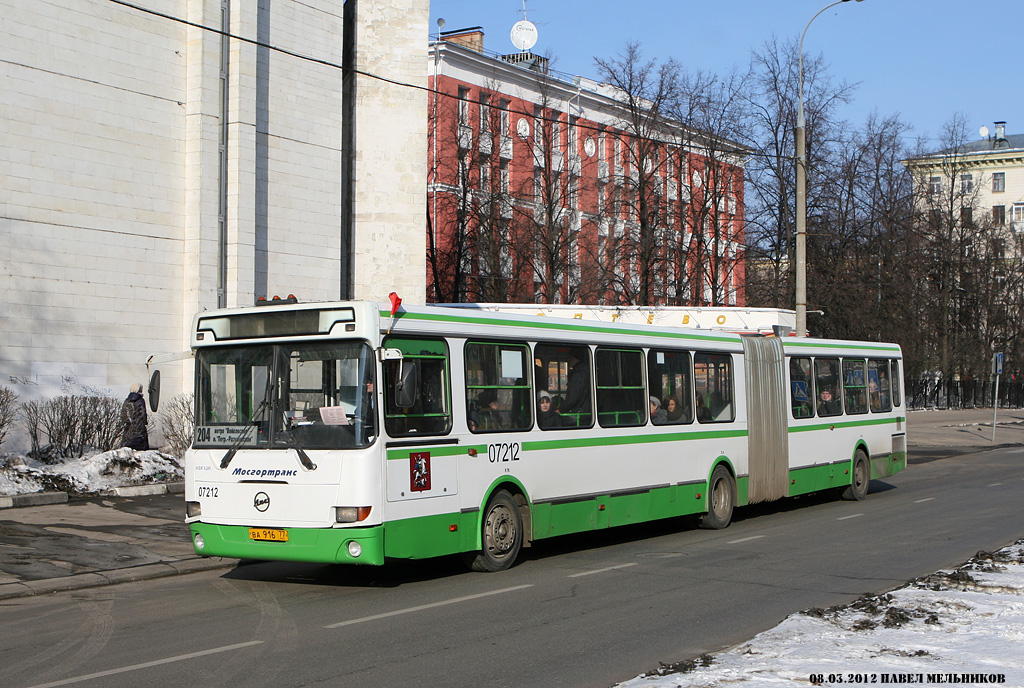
665, 395, 684, 422
696, 394, 711, 422
537, 390, 561, 429
650, 396, 667, 424
472, 389, 503, 430
561, 348, 591, 425
817, 388, 841, 416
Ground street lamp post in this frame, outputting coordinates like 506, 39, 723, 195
795, 0, 862, 336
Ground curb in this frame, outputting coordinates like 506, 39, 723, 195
0, 482, 185, 508
0, 556, 239, 600
0, 492, 69, 509
110, 482, 185, 497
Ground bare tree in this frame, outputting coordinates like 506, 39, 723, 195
908, 114, 1024, 381
427, 85, 474, 302
594, 43, 680, 305
0, 387, 18, 449
744, 37, 856, 311
669, 68, 751, 306
508, 81, 596, 304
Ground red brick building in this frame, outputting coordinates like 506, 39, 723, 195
427, 28, 747, 307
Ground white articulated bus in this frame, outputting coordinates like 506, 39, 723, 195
183, 299, 907, 571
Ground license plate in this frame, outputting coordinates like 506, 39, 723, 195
248, 527, 289, 542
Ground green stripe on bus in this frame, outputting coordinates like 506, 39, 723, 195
386, 444, 486, 460
523, 428, 747, 452
788, 416, 905, 433
782, 340, 901, 353
379, 310, 738, 344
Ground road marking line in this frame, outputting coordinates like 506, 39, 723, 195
837, 514, 864, 520
325, 584, 534, 628
568, 563, 638, 578
914, 498, 935, 503
1008, 448, 1024, 454
26, 641, 264, 688
727, 535, 766, 544
988, 483, 1003, 487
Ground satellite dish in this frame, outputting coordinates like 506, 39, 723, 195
510, 20, 538, 51
980, 125, 990, 138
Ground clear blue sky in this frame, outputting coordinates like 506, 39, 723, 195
428, 0, 1022, 148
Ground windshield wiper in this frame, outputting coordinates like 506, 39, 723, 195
287, 442, 317, 471
220, 395, 271, 470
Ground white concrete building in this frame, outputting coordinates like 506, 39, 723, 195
0, 0, 428, 448
904, 121, 1024, 238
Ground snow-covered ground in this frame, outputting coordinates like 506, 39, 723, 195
0, 449, 182, 497
617, 542, 1024, 688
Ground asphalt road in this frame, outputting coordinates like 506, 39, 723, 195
2, 443, 1023, 688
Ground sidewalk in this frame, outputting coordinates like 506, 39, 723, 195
1, 408, 1021, 601
905, 407, 1024, 451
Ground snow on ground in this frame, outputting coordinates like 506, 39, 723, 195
0, 449, 182, 497
617, 542, 1024, 688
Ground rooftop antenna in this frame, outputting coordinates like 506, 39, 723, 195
510, 0, 538, 52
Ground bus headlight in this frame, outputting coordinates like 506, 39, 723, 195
347, 541, 362, 558
194, 533, 205, 551
335, 506, 371, 523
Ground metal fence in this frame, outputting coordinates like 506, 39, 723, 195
906, 379, 1024, 410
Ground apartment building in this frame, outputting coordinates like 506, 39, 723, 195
427, 28, 748, 307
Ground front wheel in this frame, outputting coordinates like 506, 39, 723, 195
464, 491, 523, 572
841, 451, 870, 501
699, 465, 735, 529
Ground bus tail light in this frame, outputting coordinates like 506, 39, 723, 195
186, 501, 202, 518
335, 506, 371, 523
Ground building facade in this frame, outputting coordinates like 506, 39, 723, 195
1, 0, 428, 449
427, 29, 747, 308
904, 121, 1024, 248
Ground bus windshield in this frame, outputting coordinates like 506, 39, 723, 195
194, 341, 376, 450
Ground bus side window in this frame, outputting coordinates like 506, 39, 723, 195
890, 360, 902, 408
694, 352, 734, 423
647, 349, 693, 425
534, 343, 593, 429
867, 359, 892, 413
595, 347, 645, 428
382, 337, 452, 437
814, 357, 842, 417
464, 341, 532, 433
789, 357, 814, 419
843, 359, 868, 415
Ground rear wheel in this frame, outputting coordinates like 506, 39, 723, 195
464, 491, 523, 572
699, 465, 735, 529
841, 450, 870, 501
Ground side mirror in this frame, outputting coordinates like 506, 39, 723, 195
148, 370, 161, 412
394, 361, 419, 409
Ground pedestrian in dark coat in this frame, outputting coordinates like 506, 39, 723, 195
121, 383, 150, 450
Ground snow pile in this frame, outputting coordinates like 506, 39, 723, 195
0, 449, 183, 497
619, 543, 1024, 687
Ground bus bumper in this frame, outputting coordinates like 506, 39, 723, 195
190, 523, 385, 566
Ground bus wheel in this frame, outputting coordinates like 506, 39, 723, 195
699, 465, 735, 530
466, 491, 523, 572
841, 451, 870, 501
